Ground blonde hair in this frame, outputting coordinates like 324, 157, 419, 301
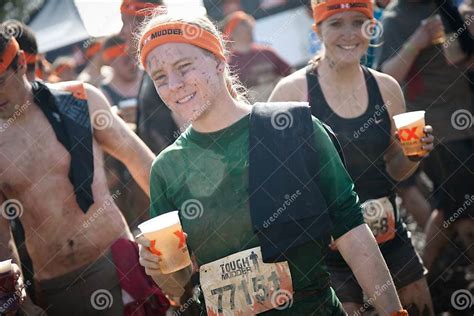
136, 12, 249, 104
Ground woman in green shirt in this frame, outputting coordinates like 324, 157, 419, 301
136, 11, 407, 316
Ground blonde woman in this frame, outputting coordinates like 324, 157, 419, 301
136, 11, 407, 315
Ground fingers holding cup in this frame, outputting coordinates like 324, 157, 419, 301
421, 125, 434, 154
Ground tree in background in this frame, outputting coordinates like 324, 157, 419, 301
0, 0, 44, 22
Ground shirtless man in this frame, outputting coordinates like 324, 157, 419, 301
0, 30, 166, 315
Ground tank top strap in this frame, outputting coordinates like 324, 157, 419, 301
361, 65, 386, 112
305, 64, 333, 120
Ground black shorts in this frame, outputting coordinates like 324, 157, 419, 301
422, 139, 474, 221
328, 228, 427, 304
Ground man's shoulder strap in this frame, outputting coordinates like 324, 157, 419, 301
47, 80, 88, 100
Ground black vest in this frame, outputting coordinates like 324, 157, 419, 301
32, 81, 94, 213
249, 102, 344, 262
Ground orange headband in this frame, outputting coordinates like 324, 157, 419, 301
86, 42, 102, 59
120, 0, 161, 17
54, 63, 74, 77
24, 52, 37, 65
312, 0, 373, 31
223, 11, 254, 39
102, 44, 127, 63
139, 22, 226, 70
0, 37, 20, 75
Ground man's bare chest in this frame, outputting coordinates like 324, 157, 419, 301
0, 116, 71, 190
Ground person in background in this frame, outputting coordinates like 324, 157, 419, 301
77, 37, 106, 87
223, 10, 293, 102
362, 0, 388, 68
50, 56, 77, 82
100, 35, 141, 125
7, 20, 38, 82
373, 0, 474, 282
120, 0, 184, 157
99, 34, 146, 230
35, 54, 52, 82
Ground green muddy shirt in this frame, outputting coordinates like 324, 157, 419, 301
150, 113, 365, 315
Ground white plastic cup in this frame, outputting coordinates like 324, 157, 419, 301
138, 211, 191, 274
0, 259, 11, 274
393, 111, 427, 158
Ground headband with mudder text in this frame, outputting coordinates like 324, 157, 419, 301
312, 0, 373, 31
139, 22, 226, 70
0, 37, 20, 75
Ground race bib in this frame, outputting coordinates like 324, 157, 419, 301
200, 247, 293, 315
361, 197, 396, 244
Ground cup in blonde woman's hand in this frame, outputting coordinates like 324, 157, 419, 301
137, 211, 192, 274
136, 235, 161, 276
136, 233, 192, 298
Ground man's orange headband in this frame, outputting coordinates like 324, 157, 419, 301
54, 63, 74, 77
86, 42, 102, 59
121, 0, 162, 17
312, 0, 373, 31
223, 11, 254, 39
24, 52, 37, 66
0, 37, 20, 75
103, 44, 127, 63
139, 22, 226, 70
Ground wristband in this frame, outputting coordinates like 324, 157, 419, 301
391, 310, 409, 316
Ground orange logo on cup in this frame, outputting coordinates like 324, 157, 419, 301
399, 127, 419, 141
174, 230, 186, 249
149, 240, 162, 256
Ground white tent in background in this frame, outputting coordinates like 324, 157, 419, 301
28, 0, 206, 53
28, 0, 89, 53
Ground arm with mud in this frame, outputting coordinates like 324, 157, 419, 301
85, 84, 156, 197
